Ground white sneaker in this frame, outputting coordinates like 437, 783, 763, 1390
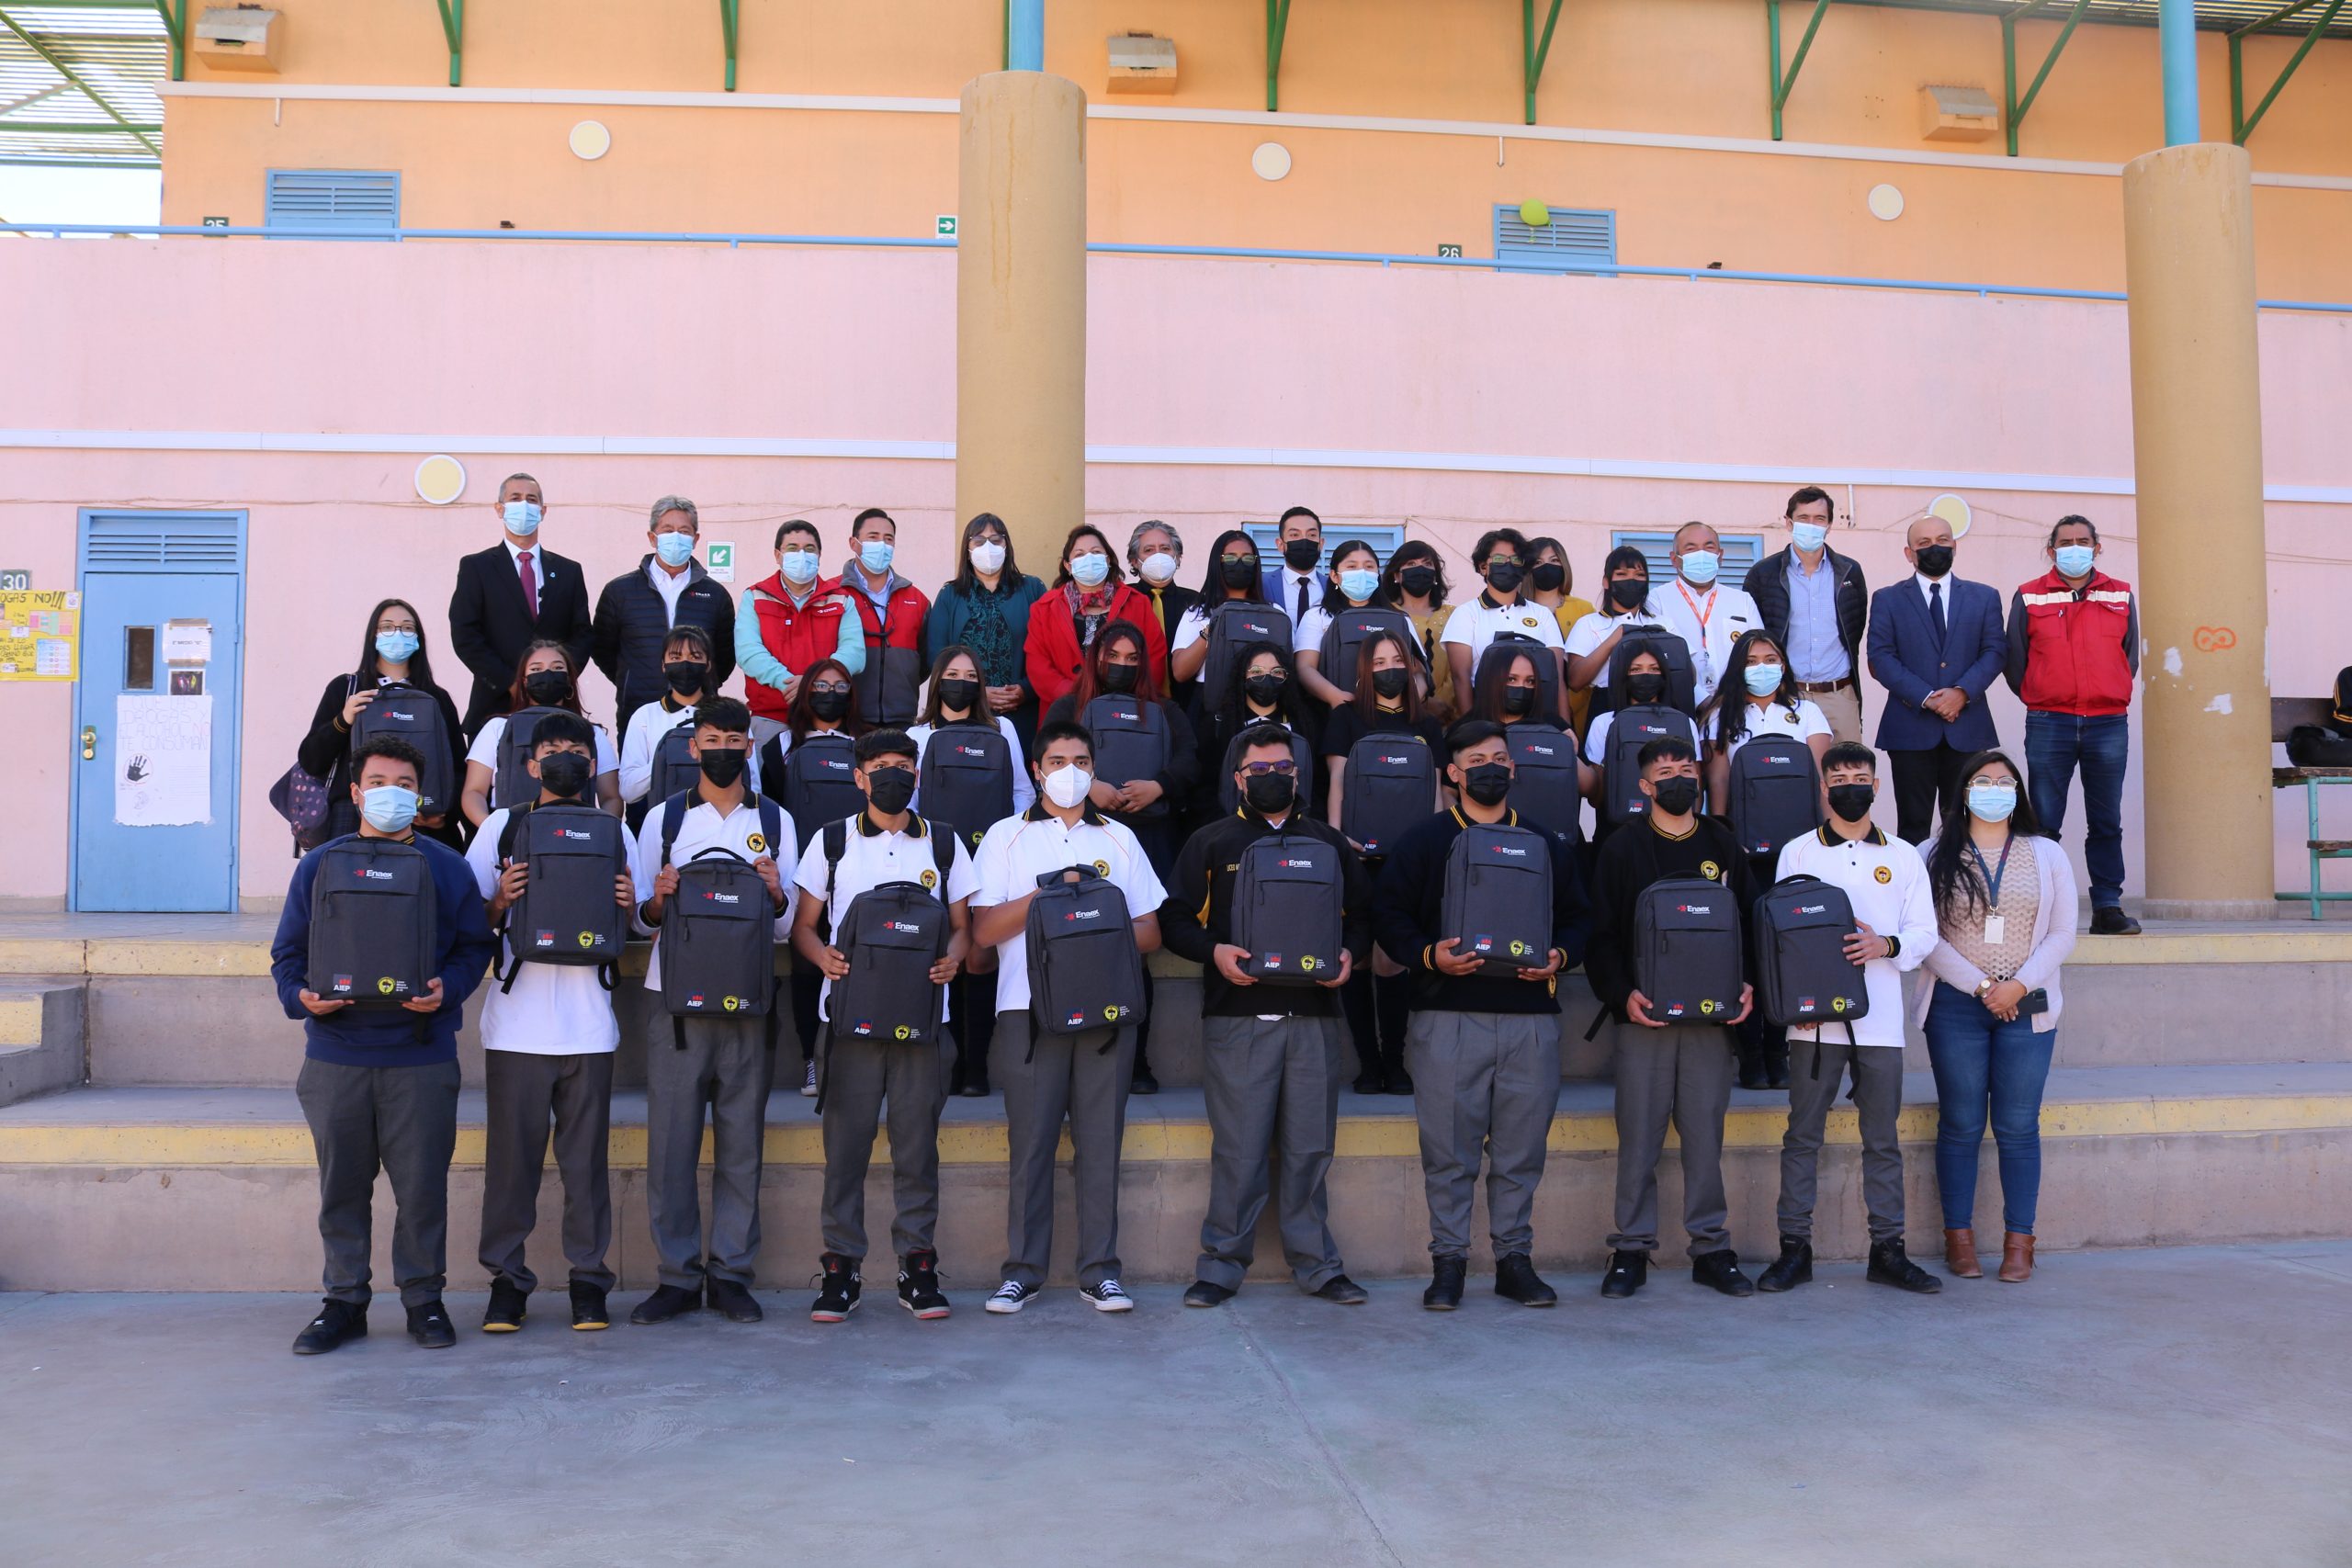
800, 1061, 818, 1097
1080, 1280, 1135, 1313
985, 1280, 1037, 1314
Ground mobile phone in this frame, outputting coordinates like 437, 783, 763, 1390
2018, 987, 2049, 1017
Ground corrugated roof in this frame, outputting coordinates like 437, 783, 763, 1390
0, 4, 167, 169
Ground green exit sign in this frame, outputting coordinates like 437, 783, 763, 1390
935, 215, 958, 239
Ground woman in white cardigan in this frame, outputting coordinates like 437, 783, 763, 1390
1916, 749, 2077, 1285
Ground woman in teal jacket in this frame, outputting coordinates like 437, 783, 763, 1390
925, 513, 1048, 750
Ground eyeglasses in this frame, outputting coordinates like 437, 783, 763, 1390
1238, 760, 1297, 776
811, 683, 850, 696
1487, 555, 1522, 569
1218, 554, 1254, 566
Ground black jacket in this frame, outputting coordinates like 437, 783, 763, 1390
1372, 807, 1589, 1015
1582, 813, 1754, 1021
1159, 808, 1372, 1019
447, 542, 596, 736
591, 556, 737, 730
1744, 544, 1868, 698
1132, 581, 1200, 650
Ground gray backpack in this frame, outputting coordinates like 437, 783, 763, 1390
1082, 694, 1172, 818
493, 705, 571, 811
1752, 874, 1866, 1042
1600, 705, 1699, 825
1503, 722, 1581, 841
917, 722, 1016, 856
1199, 600, 1295, 708
1339, 732, 1435, 856
1633, 873, 1744, 1023
1024, 867, 1147, 1040
821, 818, 956, 1044
654, 791, 784, 1038
1727, 735, 1821, 857
306, 836, 435, 1010
648, 717, 702, 810
1441, 821, 1554, 974
1317, 606, 1419, 697
1232, 829, 1346, 986
493, 803, 627, 991
348, 682, 456, 819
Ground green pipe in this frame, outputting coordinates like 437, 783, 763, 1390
1266, 0, 1291, 113
2002, 12, 2018, 155
1768, 0, 1831, 141
2236, 0, 2347, 141
1768, 0, 1781, 139
720, 0, 738, 91
435, 0, 463, 87
0, 7, 160, 155
2009, 0, 2094, 154
1523, 0, 1564, 126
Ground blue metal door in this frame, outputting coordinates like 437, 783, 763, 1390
72, 513, 248, 912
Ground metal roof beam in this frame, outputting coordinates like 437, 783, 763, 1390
0, 5, 159, 154
434, 0, 463, 88
2003, 0, 2093, 155
2232, 0, 2346, 140
719, 0, 737, 90
155, 0, 182, 80
1768, 0, 1834, 140
1266, 0, 1290, 112
1522, 0, 1564, 124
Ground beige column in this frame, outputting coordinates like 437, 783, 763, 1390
2121, 142, 2274, 919
956, 71, 1087, 577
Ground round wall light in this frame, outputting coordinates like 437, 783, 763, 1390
1250, 141, 1291, 181
1867, 183, 1905, 221
570, 119, 612, 161
414, 455, 468, 506
1927, 492, 1973, 539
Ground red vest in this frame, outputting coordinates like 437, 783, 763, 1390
2015, 567, 2134, 717
743, 572, 854, 720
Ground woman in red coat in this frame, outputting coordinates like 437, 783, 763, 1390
1023, 524, 1170, 711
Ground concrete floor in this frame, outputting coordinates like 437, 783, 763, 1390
2, 1245, 2349, 1567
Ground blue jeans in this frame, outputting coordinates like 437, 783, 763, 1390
2024, 709, 2129, 908
1923, 981, 2055, 1235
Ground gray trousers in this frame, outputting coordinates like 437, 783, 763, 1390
1778, 1035, 1906, 1244
1608, 1021, 1735, 1258
997, 1010, 1136, 1289
644, 1015, 774, 1289
479, 1050, 616, 1292
296, 1056, 461, 1309
1196, 1014, 1346, 1292
820, 1032, 948, 1260
1404, 1010, 1561, 1261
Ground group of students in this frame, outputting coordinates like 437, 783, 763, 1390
266, 487, 2093, 1353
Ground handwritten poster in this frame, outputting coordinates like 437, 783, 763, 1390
0, 589, 81, 682
115, 694, 213, 827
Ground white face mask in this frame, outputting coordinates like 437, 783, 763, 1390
779, 548, 820, 585
1041, 763, 1093, 810
1136, 551, 1179, 585
969, 540, 1007, 575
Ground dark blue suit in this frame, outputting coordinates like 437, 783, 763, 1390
1866, 573, 2005, 841
1262, 561, 1319, 625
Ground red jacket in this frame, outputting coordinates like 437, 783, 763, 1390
742, 572, 856, 721
2005, 567, 2138, 717
1023, 581, 1170, 710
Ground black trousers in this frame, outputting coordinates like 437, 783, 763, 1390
1889, 741, 1973, 845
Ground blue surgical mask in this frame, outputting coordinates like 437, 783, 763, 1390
779, 548, 820, 585
502, 500, 542, 536
1792, 523, 1829, 554
2053, 544, 2096, 579
360, 784, 420, 834
1069, 551, 1111, 588
1967, 782, 2018, 824
1339, 569, 1381, 603
654, 532, 695, 569
1743, 663, 1784, 696
374, 629, 419, 665
858, 539, 896, 576
1679, 549, 1721, 586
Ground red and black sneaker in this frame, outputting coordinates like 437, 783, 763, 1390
809, 1253, 861, 1323
898, 1250, 951, 1320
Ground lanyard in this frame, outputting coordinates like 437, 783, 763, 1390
1674, 581, 1716, 637
1969, 835, 2015, 906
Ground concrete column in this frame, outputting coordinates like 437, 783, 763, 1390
956, 71, 1086, 577
2122, 141, 2273, 920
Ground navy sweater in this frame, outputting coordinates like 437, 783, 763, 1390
269, 831, 497, 1066
1372, 807, 1589, 1015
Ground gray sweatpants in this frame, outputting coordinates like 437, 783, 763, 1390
1608, 1021, 1735, 1258
1778, 1035, 1906, 1244
296, 1056, 461, 1310
1404, 1010, 1561, 1261
479, 1049, 616, 1292
996, 1010, 1136, 1289
644, 1014, 774, 1289
1196, 1013, 1346, 1293
820, 1032, 948, 1260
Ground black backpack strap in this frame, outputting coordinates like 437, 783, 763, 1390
659, 790, 689, 869
1583, 1007, 1609, 1043
754, 793, 784, 862
927, 817, 954, 888
822, 818, 847, 908
491, 804, 533, 991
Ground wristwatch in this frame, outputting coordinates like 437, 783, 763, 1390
1973, 976, 1995, 1001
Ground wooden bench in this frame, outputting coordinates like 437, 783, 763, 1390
2272, 695, 2352, 919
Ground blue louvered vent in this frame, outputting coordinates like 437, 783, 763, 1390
1493, 204, 1615, 276
82, 515, 243, 572
266, 169, 400, 240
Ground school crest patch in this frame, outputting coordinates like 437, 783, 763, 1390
1092, 859, 1110, 876
1701, 860, 1723, 883
920, 868, 939, 889
1874, 865, 1892, 884
746, 833, 767, 854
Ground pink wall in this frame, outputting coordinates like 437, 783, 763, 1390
4, 238, 2348, 905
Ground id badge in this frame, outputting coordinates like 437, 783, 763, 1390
1983, 914, 2007, 946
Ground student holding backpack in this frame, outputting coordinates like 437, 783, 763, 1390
1191, 641, 1322, 829
1471, 644, 1594, 841
790, 728, 978, 1324
1442, 529, 1566, 718
460, 640, 620, 825
1321, 631, 1445, 1094
1168, 528, 1289, 703
628, 696, 796, 1327
969, 721, 1168, 1314
1295, 539, 1424, 710
617, 623, 716, 826
1372, 720, 1590, 1311
1581, 647, 1699, 845
294, 597, 467, 852
1160, 724, 1374, 1310
271, 737, 498, 1357
756, 655, 863, 1099
1565, 546, 1672, 706
1754, 741, 1942, 1296
465, 710, 640, 1334
1583, 734, 1758, 1301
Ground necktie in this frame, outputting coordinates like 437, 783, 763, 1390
518, 550, 539, 619
1928, 581, 1946, 647
1293, 574, 1308, 623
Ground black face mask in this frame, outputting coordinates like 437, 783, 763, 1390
935, 677, 980, 714
1398, 566, 1437, 599
697, 748, 747, 788
865, 765, 916, 814
808, 687, 851, 722
1827, 783, 1877, 824
1625, 672, 1668, 705
1462, 762, 1512, 807
524, 671, 571, 706
1914, 544, 1955, 579
536, 750, 592, 799
1530, 562, 1566, 593
663, 660, 707, 697
1242, 771, 1295, 816
1485, 560, 1524, 594
1219, 558, 1258, 591
1102, 661, 1140, 694
1283, 538, 1320, 572
1371, 668, 1409, 700
1501, 685, 1535, 715
1647, 776, 1701, 817
1608, 578, 1648, 611
1243, 674, 1286, 708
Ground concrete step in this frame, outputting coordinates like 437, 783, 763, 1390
0, 978, 85, 1109
3, 1062, 2346, 1292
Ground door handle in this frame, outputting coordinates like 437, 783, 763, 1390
81, 726, 97, 760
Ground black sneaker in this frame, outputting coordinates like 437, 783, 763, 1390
1423, 1256, 1467, 1311
1691, 1248, 1757, 1298
1352, 1069, 1385, 1095
406, 1300, 457, 1348
1129, 1066, 1159, 1096
1494, 1252, 1558, 1307
707, 1277, 764, 1323
986, 1280, 1039, 1314
481, 1277, 527, 1333
1867, 1238, 1943, 1294
1385, 1067, 1413, 1096
810, 1254, 862, 1322
569, 1281, 610, 1331
1757, 1235, 1814, 1293
1600, 1249, 1648, 1299
1182, 1279, 1234, 1308
899, 1251, 951, 1319
628, 1283, 703, 1325
292, 1298, 366, 1357
1311, 1274, 1368, 1305
2090, 906, 2143, 936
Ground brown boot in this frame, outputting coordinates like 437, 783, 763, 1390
1998, 1232, 2035, 1283
1943, 1228, 1982, 1279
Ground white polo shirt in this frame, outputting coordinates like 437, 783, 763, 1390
1650, 579, 1761, 705
1564, 605, 1669, 690
971, 805, 1168, 1013
468, 715, 619, 782
466, 806, 645, 1055
791, 812, 978, 1021
618, 697, 696, 805
1441, 595, 1565, 671
629, 790, 797, 991
1702, 697, 1831, 764
1772, 823, 1938, 1049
